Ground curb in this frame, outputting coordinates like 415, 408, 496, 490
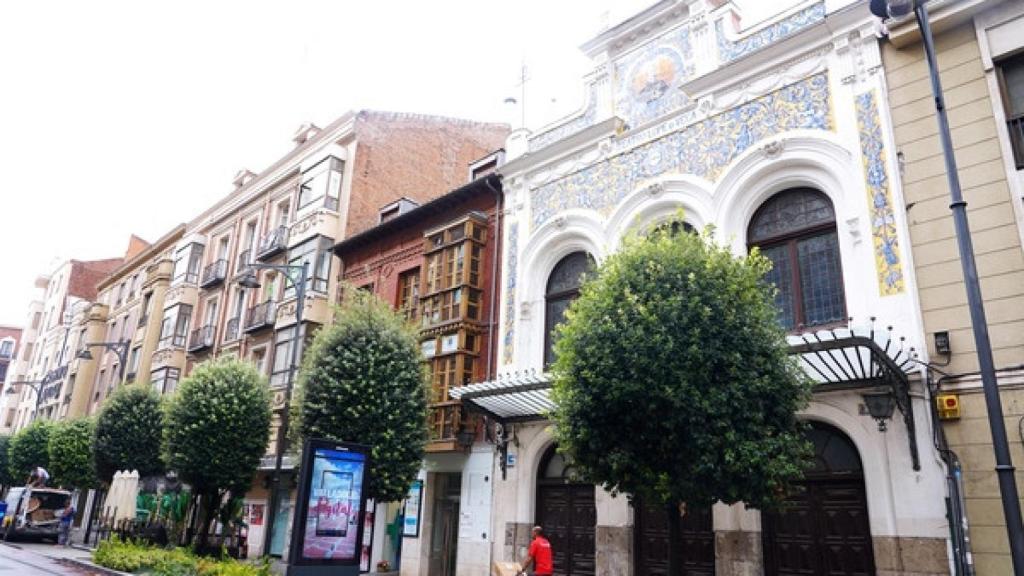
60, 557, 130, 576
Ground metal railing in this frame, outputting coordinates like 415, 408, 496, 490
236, 249, 251, 276
1008, 114, 1024, 170
187, 325, 216, 352
244, 301, 276, 332
256, 226, 288, 261
224, 317, 240, 342
200, 259, 228, 288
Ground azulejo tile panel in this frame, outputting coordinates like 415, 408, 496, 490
529, 85, 598, 152
530, 72, 833, 229
614, 25, 695, 128
716, 2, 826, 63
502, 221, 519, 365
856, 90, 904, 295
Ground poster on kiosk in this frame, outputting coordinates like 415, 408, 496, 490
288, 438, 371, 576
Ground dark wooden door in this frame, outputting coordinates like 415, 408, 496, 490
763, 422, 875, 576
536, 484, 595, 576
635, 501, 715, 576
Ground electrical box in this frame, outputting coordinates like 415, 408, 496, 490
936, 394, 961, 420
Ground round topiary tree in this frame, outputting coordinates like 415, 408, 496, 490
48, 418, 98, 490
550, 226, 813, 576
294, 291, 427, 503
163, 358, 270, 549
94, 384, 164, 484
0, 435, 13, 488
8, 420, 55, 484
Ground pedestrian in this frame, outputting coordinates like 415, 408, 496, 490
519, 525, 553, 576
26, 466, 49, 487
58, 497, 75, 546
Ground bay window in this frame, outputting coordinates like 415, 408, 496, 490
285, 236, 333, 296
298, 156, 343, 211
158, 304, 193, 349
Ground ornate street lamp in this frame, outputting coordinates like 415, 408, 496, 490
77, 340, 130, 382
861, 390, 896, 432
871, 0, 1024, 570
237, 262, 308, 557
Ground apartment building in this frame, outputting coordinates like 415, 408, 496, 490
879, 1, 1024, 573
5, 255, 124, 433
333, 160, 502, 576
135, 111, 507, 556
0, 325, 23, 434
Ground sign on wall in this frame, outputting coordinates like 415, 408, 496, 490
403, 480, 423, 538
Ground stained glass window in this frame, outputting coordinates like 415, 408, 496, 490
748, 189, 845, 330
544, 252, 594, 367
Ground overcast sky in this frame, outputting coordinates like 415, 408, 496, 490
0, 0, 795, 327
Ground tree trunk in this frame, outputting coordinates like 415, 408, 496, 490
667, 501, 683, 576
199, 492, 219, 554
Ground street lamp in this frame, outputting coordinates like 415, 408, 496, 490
5, 379, 45, 423
871, 0, 1024, 571
237, 261, 308, 557
77, 340, 130, 383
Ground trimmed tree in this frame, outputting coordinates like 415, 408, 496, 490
294, 291, 427, 503
0, 436, 13, 488
94, 385, 164, 483
163, 358, 270, 549
8, 420, 55, 483
49, 418, 98, 490
550, 227, 813, 576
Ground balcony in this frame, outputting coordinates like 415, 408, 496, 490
245, 301, 276, 333
235, 249, 252, 277
257, 226, 288, 261
188, 325, 216, 353
426, 402, 463, 452
137, 313, 148, 328
1008, 114, 1024, 170
200, 259, 228, 288
224, 317, 241, 343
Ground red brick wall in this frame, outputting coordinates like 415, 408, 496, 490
339, 189, 501, 379
346, 111, 507, 238
68, 258, 124, 302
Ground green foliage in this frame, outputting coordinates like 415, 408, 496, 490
93, 537, 270, 575
294, 291, 428, 503
8, 420, 54, 482
164, 358, 271, 497
48, 418, 98, 489
94, 385, 165, 483
550, 227, 813, 510
0, 435, 13, 486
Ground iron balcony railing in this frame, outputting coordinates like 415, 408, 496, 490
256, 226, 288, 261
236, 249, 252, 277
245, 301, 276, 333
224, 317, 241, 343
1008, 114, 1024, 170
137, 313, 148, 328
188, 325, 216, 353
200, 259, 228, 288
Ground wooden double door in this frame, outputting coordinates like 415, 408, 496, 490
634, 501, 715, 576
762, 423, 875, 575
535, 484, 596, 576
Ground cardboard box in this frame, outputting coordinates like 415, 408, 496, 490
493, 561, 522, 576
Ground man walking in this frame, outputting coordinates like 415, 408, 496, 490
519, 526, 553, 576
57, 497, 75, 546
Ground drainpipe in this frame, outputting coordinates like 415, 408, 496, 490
483, 175, 502, 382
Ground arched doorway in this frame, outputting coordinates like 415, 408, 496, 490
762, 422, 875, 575
535, 445, 596, 576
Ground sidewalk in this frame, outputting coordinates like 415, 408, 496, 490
2, 540, 126, 575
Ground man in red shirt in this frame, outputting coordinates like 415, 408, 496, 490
520, 525, 553, 576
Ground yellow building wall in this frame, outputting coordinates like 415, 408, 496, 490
883, 21, 1024, 575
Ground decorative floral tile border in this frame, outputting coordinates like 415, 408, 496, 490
530, 72, 833, 229
716, 2, 826, 63
502, 221, 519, 365
856, 89, 904, 295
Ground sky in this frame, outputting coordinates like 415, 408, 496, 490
0, 0, 797, 327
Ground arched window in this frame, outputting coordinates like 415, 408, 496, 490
748, 188, 845, 330
544, 252, 593, 367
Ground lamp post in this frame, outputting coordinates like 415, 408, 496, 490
237, 261, 308, 558
76, 340, 130, 383
872, 0, 1024, 570
5, 379, 45, 424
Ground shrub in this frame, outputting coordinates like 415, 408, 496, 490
93, 537, 270, 576
8, 420, 54, 482
48, 418, 98, 489
94, 385, 164, 483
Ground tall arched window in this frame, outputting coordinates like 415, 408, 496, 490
544, 252, 593, 367
748, 188, 845, 330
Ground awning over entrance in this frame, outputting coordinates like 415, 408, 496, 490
454, 323, 920, 469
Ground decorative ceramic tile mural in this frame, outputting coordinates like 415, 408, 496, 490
856, 90, 904, 295
716, 2, 826, 63
502, 221, 519, 364
529, 85, 598, 152
530, 72, 833, 229
614, 25, 695, 128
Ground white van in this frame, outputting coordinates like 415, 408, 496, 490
2, 486, 72, 541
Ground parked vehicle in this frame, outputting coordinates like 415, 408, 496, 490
2, 486, 72, 541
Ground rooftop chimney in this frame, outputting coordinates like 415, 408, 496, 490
292, 122, 321, 146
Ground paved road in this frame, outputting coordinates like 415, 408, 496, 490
0, 542, 101, 575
